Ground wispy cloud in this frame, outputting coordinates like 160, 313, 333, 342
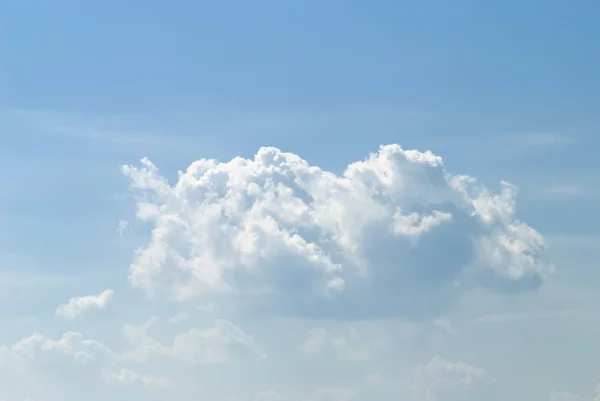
414, 132, 580, 166
545, 234, 600, 250
420, 132, 577, 148
3, 108, 181, 148
116, 220, 130, 236
0, 269, 86, 290
472, 308, 589, 324
1, 105, 424, 154
538, 184, 596, 200
516, 133, 577, 147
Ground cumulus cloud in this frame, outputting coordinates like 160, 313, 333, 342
121, 317, 266, 364
0, 331, 116, 401
411, 355, 495, 401
122, 145, 549, 320
55, 289, 114, 320
0, 320, 264, 399
0, 331, 115, 366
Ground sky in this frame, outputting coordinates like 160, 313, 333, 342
0, 1, 599, 400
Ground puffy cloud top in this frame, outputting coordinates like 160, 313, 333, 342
56, 289, 114, 320
122, 144, 550, 319
0, 331, 114, 367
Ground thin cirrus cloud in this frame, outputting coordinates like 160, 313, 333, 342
121, 144, 550, 320
55, 289, 114, 320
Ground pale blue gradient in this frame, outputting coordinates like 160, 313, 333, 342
0, 1, 599, 401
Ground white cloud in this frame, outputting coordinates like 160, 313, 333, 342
169, 312, 190, 324
0, 141, 575, 401
55, 289, 114, 320
254, 387, 360, 401
0, 331, 114, 364
306, 387, 360, 401
551, 382, 600, 401
254, 389, 292, 401
361, 373, 391, 388
0, 331, 115, 401
432, 317, 458, 336
252, 372, 393, 401
122, 145, 549, 320
551, 391, 581, 401
301, 327, 383, 361
117, 219, 130, 236
411, 356, 495, 401
0, 320, 264, 399
121, 317, 266, 364
103, 368, 173, 391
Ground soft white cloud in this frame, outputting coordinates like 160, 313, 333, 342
103, 368, 173, 391
0, 331, 116, 401
121, 317, 266, 364
411, 356, 495, 401
122, 145, 549, 320
0, 142, 575, 401
117, 219, 130, 236
551, 382, 600, 401
431, 317, 458, 336
0, 320, 264, 399
0, 331, 115, 366
254, 389, 292, 401
301, 326, 383, 361
252, 371, 394, 401
55, 289, 114, 320
361, 372, 391, 388
169, 312, 190, 324
306, 387, 360, 401
254, 387, 360, 401
551, 391, 581, 401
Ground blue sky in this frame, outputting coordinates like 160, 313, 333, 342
0, 1, 599, 400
